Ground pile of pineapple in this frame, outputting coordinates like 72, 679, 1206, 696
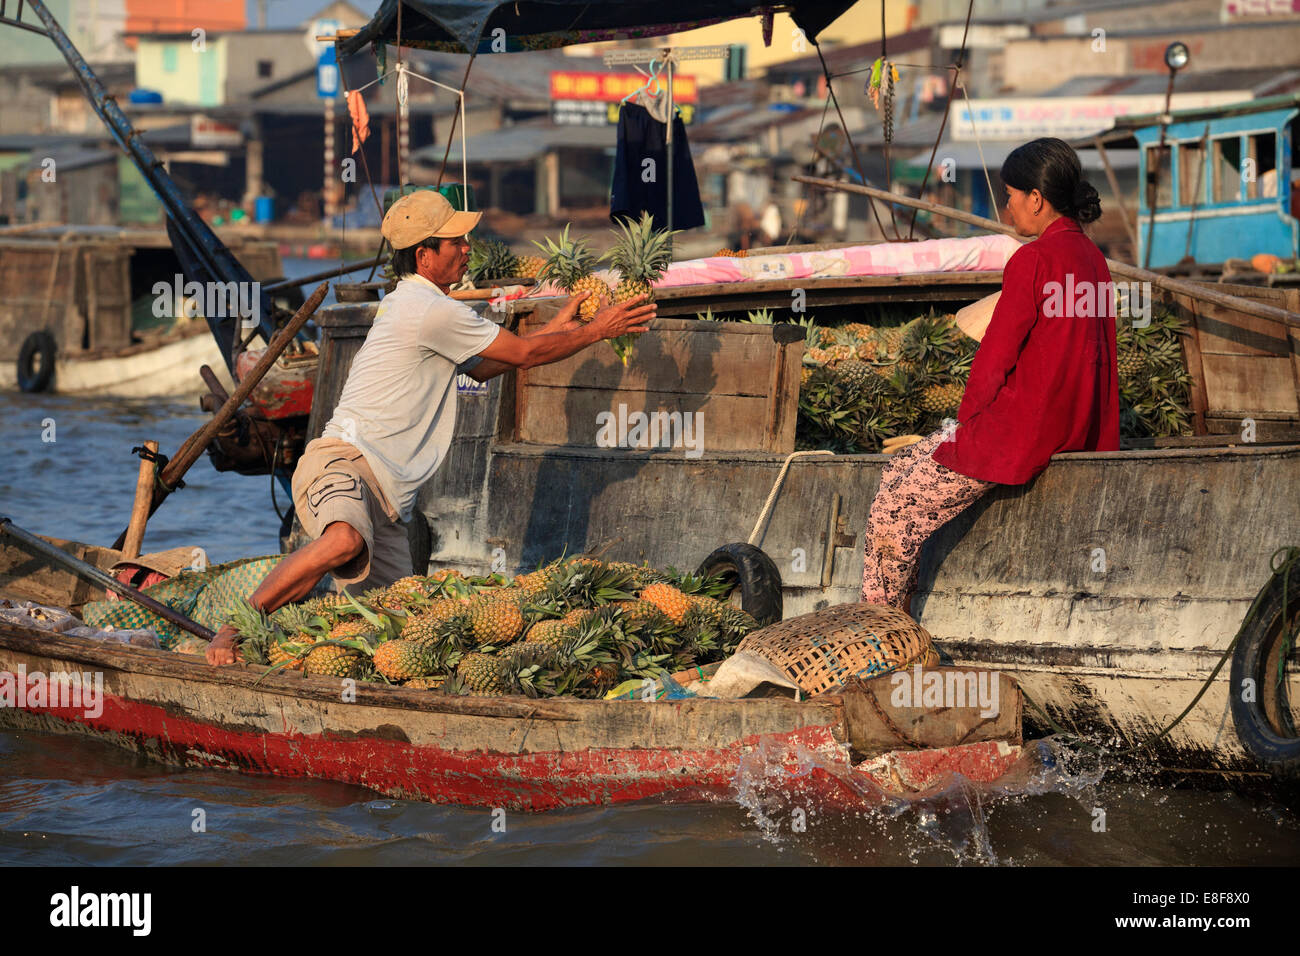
226, 556, 757, 698
795, 311, 979, 453
1114, 307, 1195, 439
706, 301, 1194, 453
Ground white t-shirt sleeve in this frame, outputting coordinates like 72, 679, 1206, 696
423, 300, 501, 364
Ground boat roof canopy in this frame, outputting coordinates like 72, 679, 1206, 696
339, 0, 856, 56
1076, 92, 1300, 150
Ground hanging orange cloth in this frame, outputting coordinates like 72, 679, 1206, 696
347, 89, 370, 154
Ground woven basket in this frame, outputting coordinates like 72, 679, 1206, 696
736, 603, 939, 697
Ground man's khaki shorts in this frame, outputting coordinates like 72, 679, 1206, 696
290, 437, 413, 592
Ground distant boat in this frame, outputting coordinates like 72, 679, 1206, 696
0, 226, 287, 397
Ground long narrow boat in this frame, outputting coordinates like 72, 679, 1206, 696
0, 544, 1026, 810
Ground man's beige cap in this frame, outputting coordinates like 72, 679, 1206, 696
381, 190, 481, 248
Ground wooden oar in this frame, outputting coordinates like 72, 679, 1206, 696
0, 516, 215, 642
109, 281, 329, 551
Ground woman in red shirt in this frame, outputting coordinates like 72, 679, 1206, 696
861, 137, 1120, 614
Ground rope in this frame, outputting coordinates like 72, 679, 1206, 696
748, 450, 834, 546
131, 445, 184, 494
956, 78, 999, 229
908, 0, 974, 240
269, 432, 287, 523
435, 53, 477, 189
1022, 545, 1300, 758
814, 41, 893, 241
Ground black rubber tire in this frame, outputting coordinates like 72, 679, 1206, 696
407, 513, 432, 576
697, 543, 783, 626
17, 330, 56, 393
1229, 553, 1300, 778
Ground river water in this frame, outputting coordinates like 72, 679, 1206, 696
2, 391, 1299, 866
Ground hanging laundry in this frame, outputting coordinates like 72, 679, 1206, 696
610, 102, 705, 232
347, 89, 370, 155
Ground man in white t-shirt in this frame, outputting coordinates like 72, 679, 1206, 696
207, 190, 653, 665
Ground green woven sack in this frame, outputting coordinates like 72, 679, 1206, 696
82, 555, 282, 649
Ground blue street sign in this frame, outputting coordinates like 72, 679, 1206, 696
317, 45, 339, 99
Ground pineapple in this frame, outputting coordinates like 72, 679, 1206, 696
855, 341, 880, 362
303, 643, 366, 679
457, 652, 514, 696
373, 640, 435, 681
919, 381, 965, 415
403, 675, 446, 691
714, 248, 747, 257
515, 254, 546, 279
897, 314, 957, 376
1118, 347, 1145, 385
523, 618, 569, 650
403, 598, 467, 646
561, 607, 597, 628
639, 583, 693, 626
534, 224, 610, 321
834, 360, 877, 394
467, 237, 520, 283
824, 344, 857, 365
605, 213, 677, 364
380, 575, 427, 610
876, 325, 905, 357
467, 595, 525, 647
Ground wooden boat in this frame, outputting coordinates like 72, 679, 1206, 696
0, 536, 1026, 811
293, 270, 1300, 780
0, 228, 284, 397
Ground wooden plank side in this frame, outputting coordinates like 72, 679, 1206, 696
519, 323, 785, 395
517, 386, 769, 452
1190, 282, 1293, 357
1169, 293, 1210, 435
0, 535, 124, 609
86, 245, 133, 351
1201, 354, 1300, 418
766, 338, 802, 452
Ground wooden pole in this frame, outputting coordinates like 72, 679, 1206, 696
110, 282, 330, 550
122, 439, 157, 560
792, 174, 1300, 330
1092, 136, 1138, 256
263, 256, 383, 294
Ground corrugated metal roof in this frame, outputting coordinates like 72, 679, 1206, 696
1044, 68, 1300, 99
414, 120, 616, 164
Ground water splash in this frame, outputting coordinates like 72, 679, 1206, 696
728, 733, 1117, 865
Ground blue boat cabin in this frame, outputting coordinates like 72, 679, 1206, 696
1134, 94, 1299, 269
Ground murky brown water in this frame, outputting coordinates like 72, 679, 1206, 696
2, 392, 1299, 866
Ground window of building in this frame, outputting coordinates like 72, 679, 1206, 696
162, 45, 177, 73
1145, 144, 1173, 210
1247, 131, 1277, 199
1178, 140, 1206, 207
257, 60, 273, 79
1212, 136, 1242, 204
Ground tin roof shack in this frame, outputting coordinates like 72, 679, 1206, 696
423, 121, 615, 219
0, 63, 137, 138
0, 132, 167, 227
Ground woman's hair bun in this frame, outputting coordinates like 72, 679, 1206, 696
1072, 180, 1102, 224
1001, 138, 1104, 224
